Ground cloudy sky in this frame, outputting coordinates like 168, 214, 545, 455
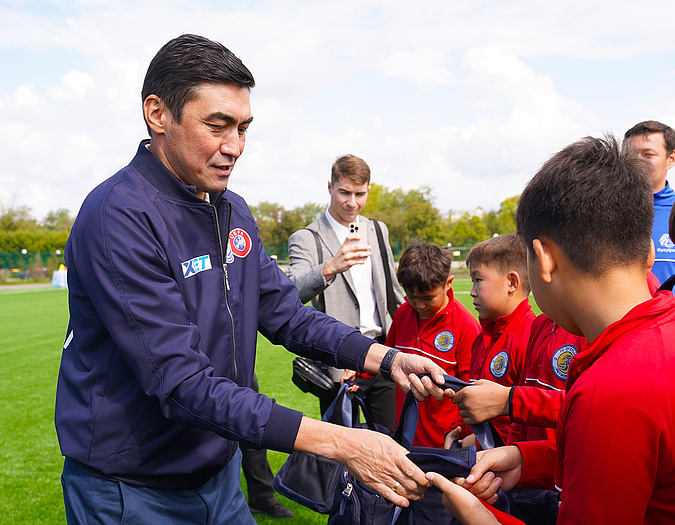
1, 0, 674, 221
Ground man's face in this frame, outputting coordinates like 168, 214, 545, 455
327, 177, 370, 226
152, 83, 253, 197
624, 132, 675, 192
469, 264, 512, 321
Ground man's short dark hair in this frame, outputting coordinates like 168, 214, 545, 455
397, 243, 452, 293
466, 235, 530, 294
517, 135, 653, 276
331, 155, 371, 185
624, 120, 675, 154
141, 34, 255, 134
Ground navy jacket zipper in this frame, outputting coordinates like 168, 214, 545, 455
212, 199, 237, 381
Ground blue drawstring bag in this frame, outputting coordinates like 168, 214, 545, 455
329, 375, 509, 525
274, 382, 388, 513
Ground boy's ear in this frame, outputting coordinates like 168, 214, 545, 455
532, 238, 555, 284
507, 271, 521, 293
446, 275, 454, 287
648, 240, 656, 272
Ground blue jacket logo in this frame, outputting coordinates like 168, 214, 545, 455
181, 254, 212, 278
659, 233, 674, 249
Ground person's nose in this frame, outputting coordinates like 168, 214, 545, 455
220, 129, 244, 159
470, 284, 477, 298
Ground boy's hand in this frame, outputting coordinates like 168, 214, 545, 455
447, 379, 511, 425
455, 446, 523, 504
460, 433, 477, 448
341, 369, 359, 392
425, 472, 500, 524
443, 427, 462, 449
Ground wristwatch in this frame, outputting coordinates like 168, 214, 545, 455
379, 348, 400, 382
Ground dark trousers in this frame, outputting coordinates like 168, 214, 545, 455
62, 451, 254, 525
320, 373, 397, 435
240, 373, 278, 508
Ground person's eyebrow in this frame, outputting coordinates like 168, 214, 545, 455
205, 112, 254, 125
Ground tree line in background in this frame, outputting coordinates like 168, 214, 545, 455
0, 205, 74, 252
0, 185, 518, 270
252, 184, 518, 259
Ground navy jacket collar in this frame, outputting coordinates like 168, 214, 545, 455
131, 140, 226, 206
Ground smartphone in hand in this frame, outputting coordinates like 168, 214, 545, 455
348, 222, 361, 245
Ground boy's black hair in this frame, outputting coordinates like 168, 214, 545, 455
397, 243, 452, 293
517, 135, 653, 276
142, 34, 255, 135
465, 234, 531, 294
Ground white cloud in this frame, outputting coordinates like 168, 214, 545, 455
47, 70, 95, 102
0, 0, 674, 221
382, 49, 456, 89
12, 84, 46, 110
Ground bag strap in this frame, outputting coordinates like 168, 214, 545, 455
393, 375, 504, 451
305, 228, 326, 313
372, 220, 398, 320
321, 382, 378, 431
389, 376, 506, 525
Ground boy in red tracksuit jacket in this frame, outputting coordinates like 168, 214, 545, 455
461, 234, 535, 446
509, 258, 654, 436
387, 243, 480, 448
506, 315, 585, 444
450, 273, 663, 440
427, 136, 675, 525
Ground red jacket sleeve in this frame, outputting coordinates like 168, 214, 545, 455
556, 374, 665, 524
511, 386, 564, 429
515, 440, 557, 490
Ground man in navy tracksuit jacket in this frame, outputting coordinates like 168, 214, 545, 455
55, 34, 446, 524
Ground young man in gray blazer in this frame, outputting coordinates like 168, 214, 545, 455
288, 155, 404, 432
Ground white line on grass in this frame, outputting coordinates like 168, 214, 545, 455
0, 287, 65, 296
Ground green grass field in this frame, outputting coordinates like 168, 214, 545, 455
0, 276, 538, 524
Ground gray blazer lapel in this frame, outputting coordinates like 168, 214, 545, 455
316, 214, 339, 257
317, 213, 357, 296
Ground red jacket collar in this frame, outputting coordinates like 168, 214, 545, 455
479, 298, 532, 345
566, 291, 675, 388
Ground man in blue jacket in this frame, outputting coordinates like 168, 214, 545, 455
55, 34, 446, 524
624, 120, 675, 284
